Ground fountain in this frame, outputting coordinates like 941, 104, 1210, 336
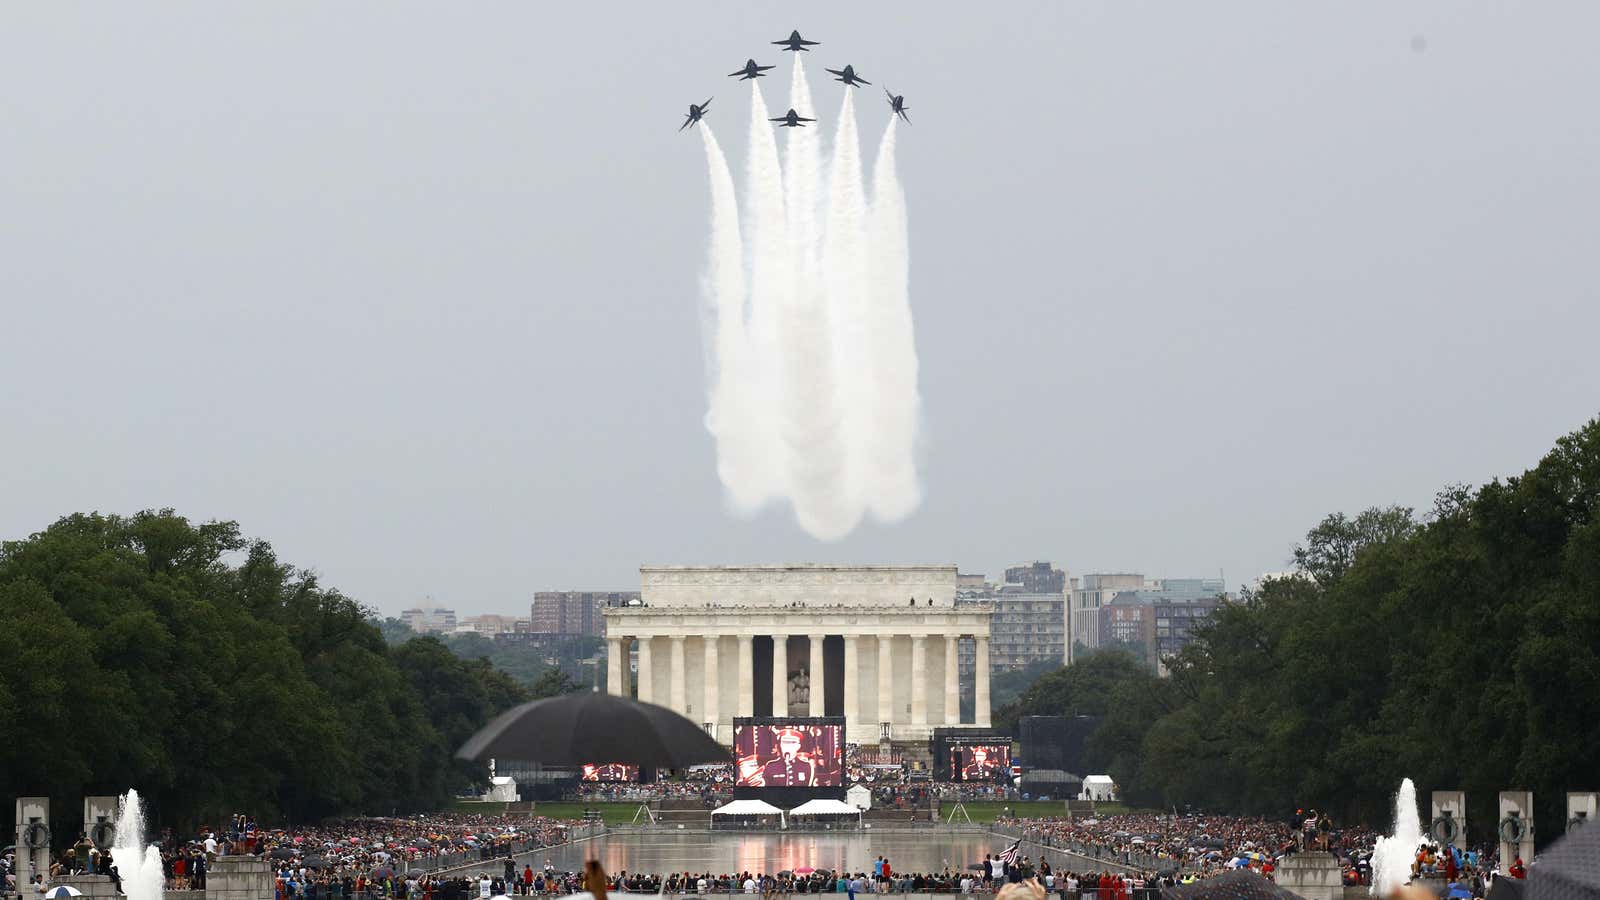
1370, 778, 1425, 896
111, 790, 165, 900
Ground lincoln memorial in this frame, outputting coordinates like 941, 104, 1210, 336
603, 564, 995, 744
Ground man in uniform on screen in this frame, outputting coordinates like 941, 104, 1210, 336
759, 727, 815, 786
962, 747, 999, 781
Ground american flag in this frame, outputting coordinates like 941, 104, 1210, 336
998, 840, 1022, 866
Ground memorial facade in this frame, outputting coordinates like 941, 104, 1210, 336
603, 565, 994, 743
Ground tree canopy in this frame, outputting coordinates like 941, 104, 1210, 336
0, 511, 530, 837
1006, 416, 1600, 845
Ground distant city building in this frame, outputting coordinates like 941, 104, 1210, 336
1072, 575, 1228, 673
957, 572, 993, 595
400, 607, 457, 634
1004, 561, 1067, 594
531, 591, 639, 637
987, 588, 1067, 670
959, 561, 1068, 674
455, 614, 526, 635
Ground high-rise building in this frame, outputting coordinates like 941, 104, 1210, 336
400, 607, 457, 634
1074, 575, 1228, 672
959, 561, 1068, 673
530, 591, 639, 637
1004, 561, 1067, 594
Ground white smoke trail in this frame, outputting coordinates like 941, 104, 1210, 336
778, 58, 856, 540
736, 82, 791, 507
865, 117, 923, 520
819, 87, 873, 531
693, 63, 923, 539
697, 125, 766, 512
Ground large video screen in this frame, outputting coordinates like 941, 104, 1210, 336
734, 720, 843, 787
950, 744, 1011, 782
580, 763, 640, 783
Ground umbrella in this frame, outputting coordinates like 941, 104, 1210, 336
43, 888, 84, 899
271, 848, 298, 861
302, 858, 329, 869
1449, 884, 1473, 899
455, 692, 732, 768
1229, 858, 1249, 869
1489, 879, 1527, 900
1528, 822, 1600, 900
1162, 869, 1303, 900
371, 868, 396, 881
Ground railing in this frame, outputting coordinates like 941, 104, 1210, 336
413, 825, 605, 876
989, 824, 1171, 874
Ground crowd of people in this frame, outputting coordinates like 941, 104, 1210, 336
0, 813, 592, 899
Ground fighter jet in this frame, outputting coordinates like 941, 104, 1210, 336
769, 108, 817, 128
825, 65, 870, 87
679, 98, 712, 132
772, 30, 819, 52
885, 89, 910, 124
728, 59, 775, 81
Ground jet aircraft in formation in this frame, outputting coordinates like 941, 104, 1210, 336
885, 89, 910, 124
728, 59, 775, 81
825, 65, 870, 87
682, 33, 912, 132
679, 98, 712, 131
773, 30, 819, 52
769, 108, 817, 128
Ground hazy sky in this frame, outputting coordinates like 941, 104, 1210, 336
4, 3, 1597, 616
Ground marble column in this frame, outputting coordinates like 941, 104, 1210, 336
974, 634, 992, 727
737, 635, 754, 717
911, 634, 928, 725
637, 636, 654, 705
808, 634, 826, 717
607, 637, 624, 696
843, 635, 860, 726
772, 634, 789, 717
703, 635, 720, 734
669, 636, 687, 715
877, 635, 894, 734
944, 634, 960, 724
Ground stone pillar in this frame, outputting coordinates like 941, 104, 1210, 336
737, 634, 754, 717
911, 634, 929, 725
878, 635, 895, 734
14, 797, 48, 887
669, 636, 687, 714
82, 796, 119, 852
636, 636, 654, 704
944, 634, 960, 725
772, 633, 789, 717
808, 634, 826, 717
974, 634, 992, 727
1430, 791, 1466, 851
606, 637, 625, 696
1568, 792, 1599, 834
703, 635, 720, 736
1498, 791, 1535, 867
843, 635, 860, 726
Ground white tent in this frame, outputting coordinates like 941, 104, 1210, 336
711, 799, 786, 824
1080, 775, 1119, 801
482, 776, 517, 803
845, 784, 872, 811
790, 798, 863, 821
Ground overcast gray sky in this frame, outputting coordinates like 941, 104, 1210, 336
4, 3, 1597, 616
